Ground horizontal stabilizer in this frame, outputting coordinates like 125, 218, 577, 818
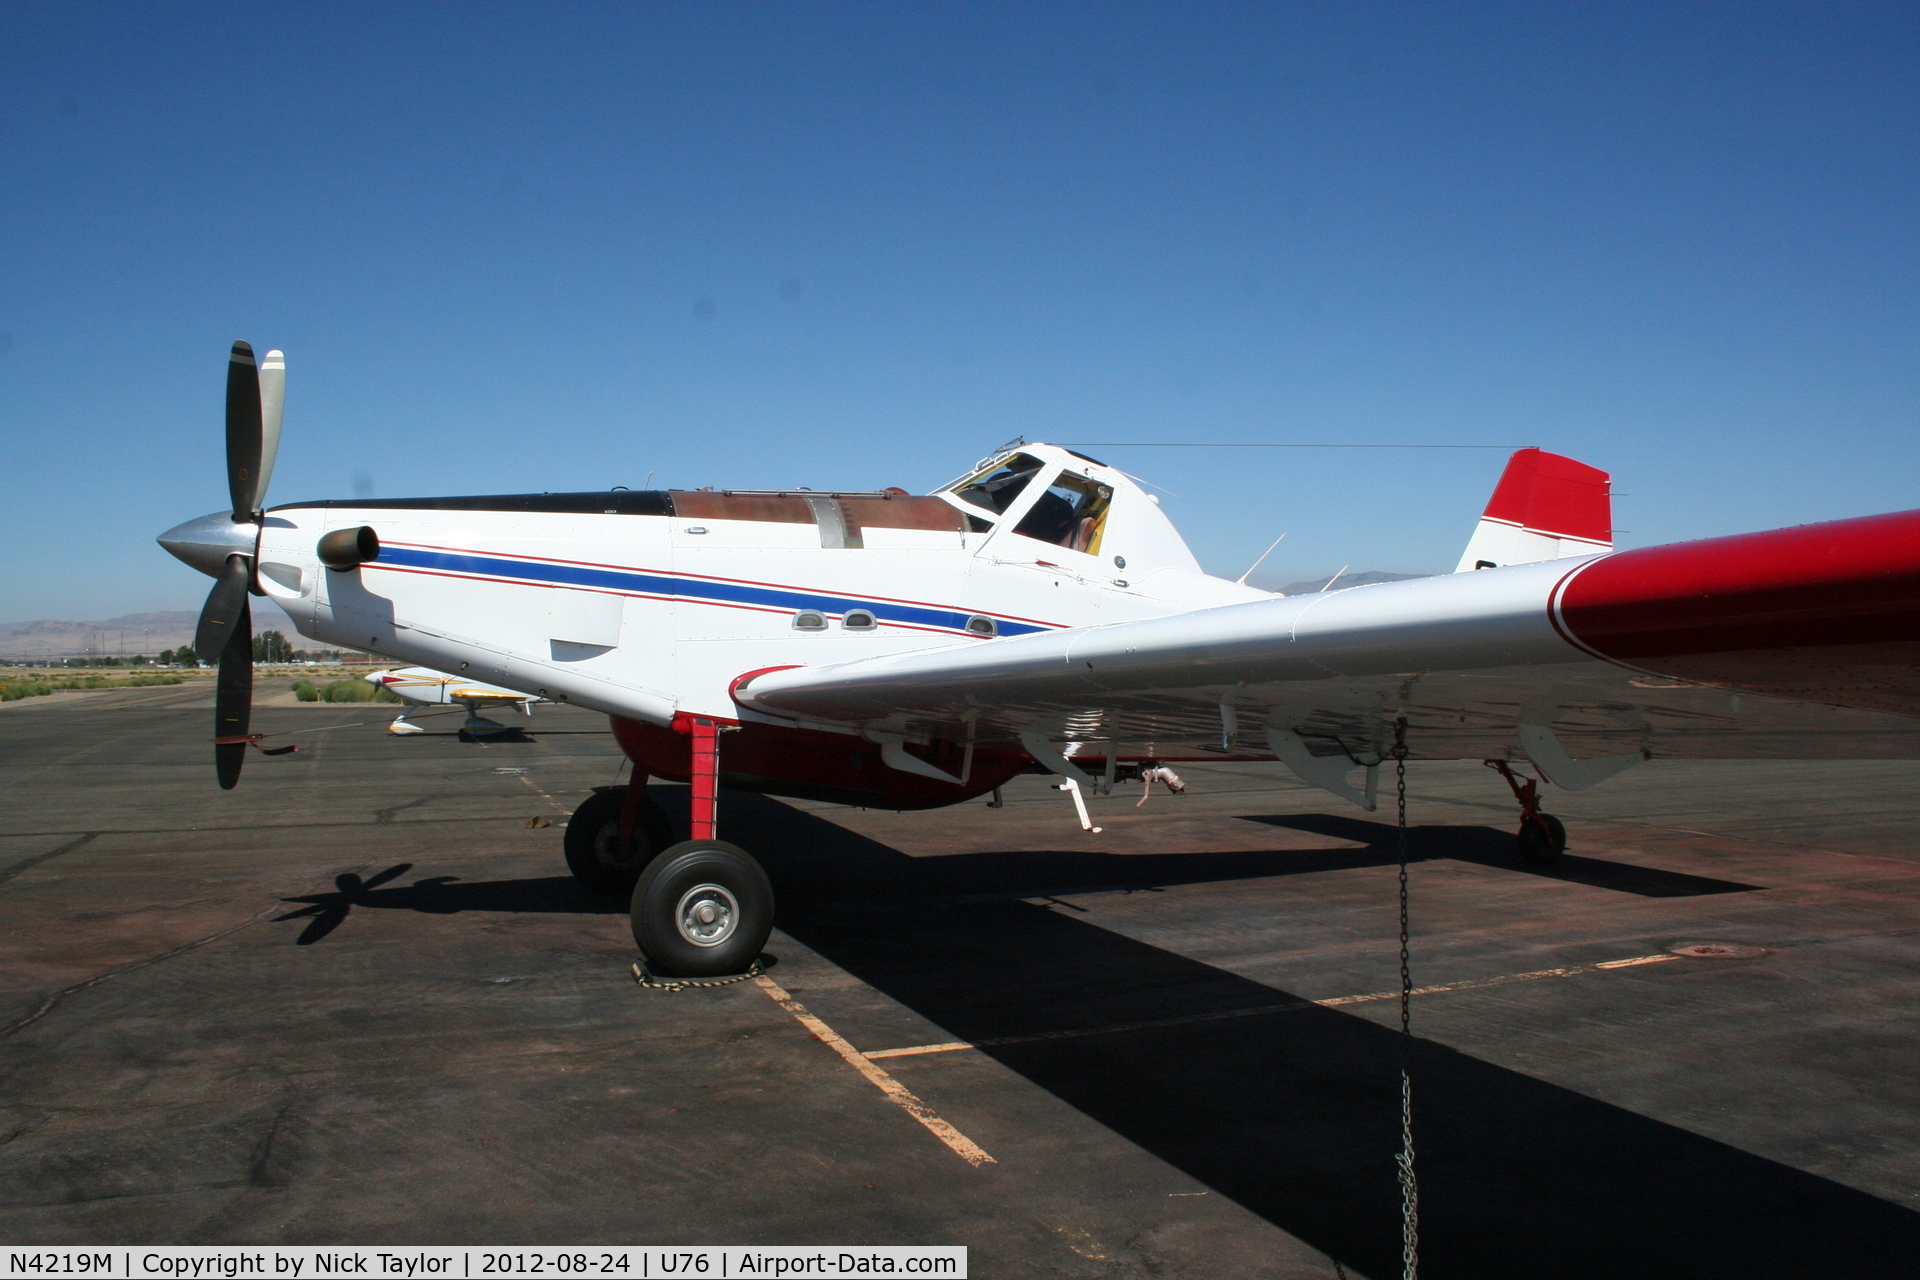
1456, 448, 1611, 572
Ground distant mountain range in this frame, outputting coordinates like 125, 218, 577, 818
0, 602, 302, 660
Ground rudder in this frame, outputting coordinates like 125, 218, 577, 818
1455, 448, 1611, 572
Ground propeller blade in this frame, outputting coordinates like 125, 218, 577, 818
226, 340, 263, 521
195, 553, 252, 659
214, 596, 253, 790
256, 349, 285, 510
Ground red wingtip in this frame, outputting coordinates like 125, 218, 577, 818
1482, 448, 1611, 544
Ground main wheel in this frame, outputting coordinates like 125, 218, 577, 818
1516, 813, 1568, 865
563, 787, 675, 896
630, 840, 773, 978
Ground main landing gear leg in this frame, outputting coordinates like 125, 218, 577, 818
1486, 759, 1567, 865
617, 715, 773, 978
617, 767, 651, 848
563, 775, 673, 897
687, 716, 719, 841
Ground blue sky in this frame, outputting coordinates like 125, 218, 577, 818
2, 1, 1916, 620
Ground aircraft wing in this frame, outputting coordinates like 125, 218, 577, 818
736, 508, 1920, 774
372, 667, 542, 706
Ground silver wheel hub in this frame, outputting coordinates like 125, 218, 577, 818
676, 883, 738, 947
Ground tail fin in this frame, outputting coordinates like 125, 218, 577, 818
1455, 448, 1611, 572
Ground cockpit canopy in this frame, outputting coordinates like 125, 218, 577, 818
950, 453, 1046, 516
946, 452, 1115, 555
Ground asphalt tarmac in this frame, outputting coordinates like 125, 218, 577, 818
3, 679, 1919, 1278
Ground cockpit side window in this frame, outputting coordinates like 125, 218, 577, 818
947, 453, 1046, 517
1014, 472, 1114, 555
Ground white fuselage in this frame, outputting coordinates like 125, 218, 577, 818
253, 446, 1269, 731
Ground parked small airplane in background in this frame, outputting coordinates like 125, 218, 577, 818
160, 343, 1920, 977
365, 665, 544, 736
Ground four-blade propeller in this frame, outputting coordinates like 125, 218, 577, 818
192, 340, 289, 789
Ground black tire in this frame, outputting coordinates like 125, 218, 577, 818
1516, 813, 1568, 865
630, 840, 773, 978
563, 787, 675, 895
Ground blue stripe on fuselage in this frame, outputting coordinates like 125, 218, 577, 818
373, 544, 1050, 636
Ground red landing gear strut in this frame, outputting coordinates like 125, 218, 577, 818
562, 713, 773, 977
685, 715, 720, 841
1485, 759, 1568, 865
623, 714, 772, 978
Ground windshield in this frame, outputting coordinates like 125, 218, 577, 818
1014, 471, 1114, 554
947, 453, 1046, 517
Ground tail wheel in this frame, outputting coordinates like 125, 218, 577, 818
1516, 813, 1567, 865
631, 840, 773, 977
563, 787, 674, 895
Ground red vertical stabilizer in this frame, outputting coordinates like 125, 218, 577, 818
1456, 449, 1612, 572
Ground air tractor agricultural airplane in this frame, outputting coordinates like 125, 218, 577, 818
161, 342, 1920, 976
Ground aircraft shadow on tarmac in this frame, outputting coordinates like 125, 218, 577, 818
720, 793, 1917, 1280
274, 865, 623, 944
275, 790, 1915, 1276
1242, 812, 1766, 897
272, 797, 1753, 947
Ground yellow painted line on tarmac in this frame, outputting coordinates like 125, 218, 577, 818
752, 974, 996, 1167
866, 1041, 976, 1060
862, 953, 1685, 1061
517, 773, 573, 816
1317, 952, 1680, 1007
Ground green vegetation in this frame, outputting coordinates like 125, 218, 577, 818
0, 674, 187, 702
296, 678, 404, 703
15, 636, 350, 671
253, 630, 296, 663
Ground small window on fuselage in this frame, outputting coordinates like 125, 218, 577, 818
1014, 472, 1114, 555
948, 453, 1046, 517
792, 610, 828, 631
842, 609, 878, 631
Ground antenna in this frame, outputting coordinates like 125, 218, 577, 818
1236, 532, 1287, 585
1111, 466, 1184, 499
1320, 565, 1349, 592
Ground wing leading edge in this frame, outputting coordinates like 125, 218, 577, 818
736, 508, 1920, 767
